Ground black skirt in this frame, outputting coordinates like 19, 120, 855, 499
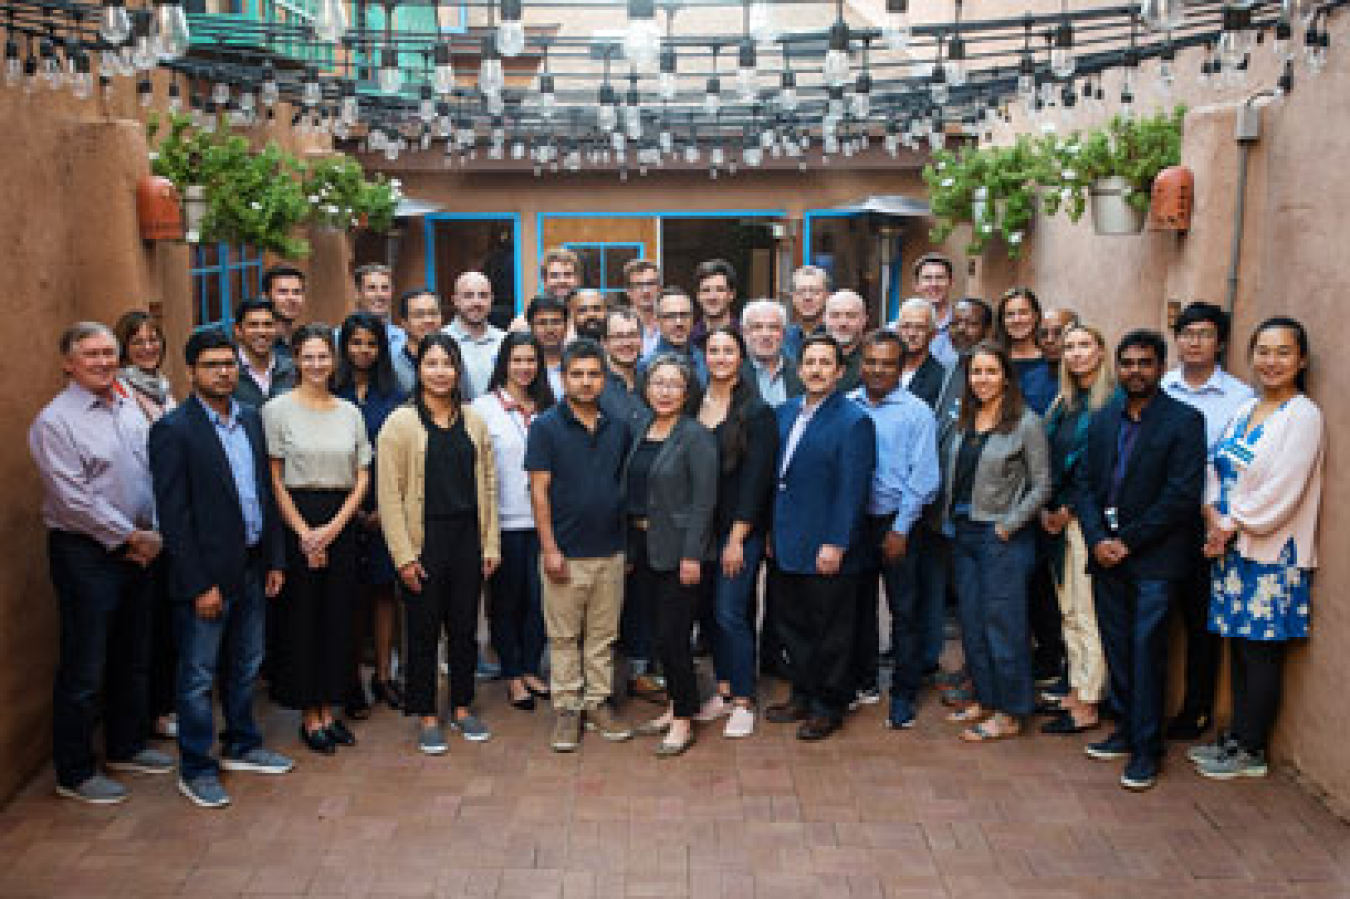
270, 488, 359, 710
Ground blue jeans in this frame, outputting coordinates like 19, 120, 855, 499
1093, 573, 1173, 761
911, 523, 950, 674
176, 557, 266, 779
48, 531, 152, 788
881, 540, 924, 704
952, 518, 1035, 716
710, 531, 764, 700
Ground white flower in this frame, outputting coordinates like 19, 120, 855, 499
249, 201, 262, 211
1060, 187, 1073, 202
1040, 122, 1058, 134
940, 177, 954, 187
1061, 168, 1077, 181
1065, 142, 1081, 155
307, 195, 319, 203
389, 178, 402, 187
1008, 231, 1023, 244
323, 204, 339, 215
981, 223, 994, 235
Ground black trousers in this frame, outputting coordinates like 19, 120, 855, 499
1029, 530, 1066, 679
773, 568, 857, 720
48, 531, 152, 788
630, 529, 699, 718
403, 515, 482, 716
759, 559, 789, 677
1172, 554, 1220, 719
1229, 637, 1286, 753
848, 515, 892, 694
271, 490, 358, 710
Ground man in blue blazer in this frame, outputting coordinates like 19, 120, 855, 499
149, 328, 293, 809
764, 334, 877, 741
1073, 330, 1206, 792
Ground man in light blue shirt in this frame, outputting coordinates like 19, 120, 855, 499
444, 271, 506, 400
1159, 301, 1255, 741
353, 264, 407, 360
847, 331, 940, 729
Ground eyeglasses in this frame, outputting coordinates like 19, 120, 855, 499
648, 379, 686, 392
659, 311, 693, 321
1177, 327, 1219, 341
607, 331, 642, 341
195, 360, 238, 371
629, 280, 661, 289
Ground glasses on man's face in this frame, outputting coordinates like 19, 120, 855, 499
1178, 327, 1219, 342
196, 360, 238, 371
659, 311, 693, 321
629, 280, 660, 289
608, 331, 642, 342
648, 379, 686, 393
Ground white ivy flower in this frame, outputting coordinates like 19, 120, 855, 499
249, 201, 262, 211
1065, 142, 1081, 155
1061, 168, 1077, 181
1060, 187, 1073, 201
1008, 231, 1024, 244
981, 223, 994, 235
940, 177, 954, 187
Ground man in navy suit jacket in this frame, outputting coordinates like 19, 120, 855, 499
149, 328, 293, 809
764, 335, 876, 741
1072, 330, 1206, 793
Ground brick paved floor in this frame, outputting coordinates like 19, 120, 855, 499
0, 669, 1346, 898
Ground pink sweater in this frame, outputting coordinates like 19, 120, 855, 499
1205, 394, 1325, 567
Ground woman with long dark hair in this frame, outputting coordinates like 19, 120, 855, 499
471, 331, 555, 710
378, 333, 501, 754
627, 354, 719, 756
262, 324, 371, 754
995, 288, 1057, 416
1192, 317, 1324, 779
1040, 325, 1115, 734
692, 327, 778, 738
333, 313, 407, 715
940, 342, 1050, 743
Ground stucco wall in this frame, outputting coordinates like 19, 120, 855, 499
971, 22, 1350, 815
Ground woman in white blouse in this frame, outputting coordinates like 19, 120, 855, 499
471, 332, 556, 710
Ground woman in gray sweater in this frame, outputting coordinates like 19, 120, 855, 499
941, 342, 1051, 743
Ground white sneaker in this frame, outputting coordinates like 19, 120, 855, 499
724, 706, 756, 739
694, 694, 731, 723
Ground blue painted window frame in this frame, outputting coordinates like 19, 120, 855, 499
422, 213, 525, 314
563, 241, 646, 296
191, 242, 264, 327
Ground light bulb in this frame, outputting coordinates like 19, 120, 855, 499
99, 0, 133, 46
153, 0, 191, 61
710, 145, 724, 166
4, 40, 19, 88
824, 22, 850, 88
419, 92, 436, 124
260, 63, 279, 106
432, 43, 455, 94
1274, 17, 1292, 61
658, 71, 676, 102
945, 37, 967, 87
612, 131, 625, 151
1018, 73, 1035, 102
883, 0, 911, 54
167, 81, 181, 113
659, 130, 673, 152
71, 68, 92, 100
928, 66, 947, 105
540, 90, 557, 118
378, 54, 402, 94
40, 50, 62, 90
314, 0, 347, 44
928, 129, 944, 151
850, 92, 869, 118
748, 1, 779, 47
303, 76, 322, 107
778, 70, 797, 111
497, 21, 525, 58
479, 47, 504, 96
623, 0, 661, 73
1139, 0, 1187, 32
132, 33, 156, 71
212, 80, 230, 106
1217, 30, 1243, 69
703, 77, 719, 115
1050, 22, 1075, 79
341, 93, 358, 124
735, 66, 756, 102
598, 103, 617, 131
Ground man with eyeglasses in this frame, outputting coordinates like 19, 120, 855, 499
622, 259, 663, 355
1039, 308, 1079, 369
1161, 301, 1255, 742
782, 265, 831, 362
638, 288, 708, 385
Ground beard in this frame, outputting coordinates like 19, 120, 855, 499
576, 320, 606, 342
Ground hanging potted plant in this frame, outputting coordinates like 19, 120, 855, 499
1039, 105, 1185, 235
923, 137, 1040, 259
302, 155, 402, 234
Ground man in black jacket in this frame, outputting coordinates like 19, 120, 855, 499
1073, 330, 1206, 792
232, 298, 297, 408
150, 327, 293, 809
892, 297, 949, 409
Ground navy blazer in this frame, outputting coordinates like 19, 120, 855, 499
771, 391, 877, 575
149, 395, 285, 603
906, 353, 947, 410
1071, 391, 1206, 580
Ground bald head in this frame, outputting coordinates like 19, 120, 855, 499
452, 271, 493, 331
825, 290, 868, 351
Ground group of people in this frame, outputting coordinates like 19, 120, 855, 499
30, 246, 1324, 809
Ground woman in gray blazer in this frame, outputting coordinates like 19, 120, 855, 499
940, 342, 1051, 743
623, 354, 719, 757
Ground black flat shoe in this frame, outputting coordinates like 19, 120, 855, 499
326, 719, 357, 747
1041, 712, 1100, 735
509, 692, 536, 712
1166, 711, 1211, 741
300, 725, 336, 755
525, 682, 551, 700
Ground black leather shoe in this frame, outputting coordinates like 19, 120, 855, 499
796, 716, 839, 741
370, 675, 404, 711
300, 725, 336, 755
1041, 712, 1100, 735
764, 701, 809, 724
1165, 711, 1211, 741
509, 691, 536, 712
326, 719, 357, 747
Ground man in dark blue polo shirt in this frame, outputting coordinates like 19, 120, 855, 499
525, 339, 635, 753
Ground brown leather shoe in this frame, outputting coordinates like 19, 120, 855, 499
796, 716, 839, 741
628, 674, 667, 704
764, 701, 809, 724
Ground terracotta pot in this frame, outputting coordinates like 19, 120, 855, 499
1149, 165, 1194, 231
1089, 176, 1145, 235
136, 176, 183, 241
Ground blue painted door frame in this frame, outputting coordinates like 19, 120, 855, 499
423, 213, 525, 314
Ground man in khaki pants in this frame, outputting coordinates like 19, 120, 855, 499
525, 339, 635, 752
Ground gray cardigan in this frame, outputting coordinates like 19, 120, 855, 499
941, 406, 1051, 534
623, 414, 719, 571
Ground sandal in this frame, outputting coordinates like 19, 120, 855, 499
960, 720, 1021, 743
946, 704, 987, 723
940, 684, 975, 707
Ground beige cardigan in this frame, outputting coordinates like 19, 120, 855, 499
1205, 394, 1325, 567
377, 403, 501, 570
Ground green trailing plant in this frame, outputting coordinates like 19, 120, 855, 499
922, 137, 1041, 258
302, 155, 401, 233
1038, 105, 1186, 222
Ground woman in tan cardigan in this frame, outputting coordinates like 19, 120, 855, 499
378, 333, 500, 755
1193, 317, 1324, 780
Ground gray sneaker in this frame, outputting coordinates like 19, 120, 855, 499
178, 774, 230, 809
105, 747, 176, 775
56, 774, 128, 805
551, 710, 582, 752
1186, 733, 1238, 767
1197, 747, 1269, 780
584, 704, 634, 741
417, 725, 449, 756
450, 713, 492, 742
220, 747, 295, 774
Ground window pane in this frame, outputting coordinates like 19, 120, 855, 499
603, 246, 640, 291
198, 272, 224, 327
571, 247, 602, 292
